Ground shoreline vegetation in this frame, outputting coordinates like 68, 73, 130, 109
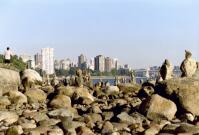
0, 55, 26, 72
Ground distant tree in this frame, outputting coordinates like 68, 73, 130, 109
111, 68, 118, 76
0, 55, 4, 63
55, 69, 68, 77
67, 67, 77, 76
0, 54, 26, 72
11, 55, 26, 71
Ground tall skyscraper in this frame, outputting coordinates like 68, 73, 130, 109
41, 48, 54, 74
88, 58, 95, 70
34, 53, 42, 68
105, 57, 112, 72
94, 55, 105, 72
113, 58, 119, 69
78, 54, 87, 69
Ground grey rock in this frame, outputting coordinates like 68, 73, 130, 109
18, 118, 36, 129
140, 94, 177, 121
105, 86, 119, 95
0, 68, 20, 94
25, 88, 47, 103
0, 111, 19, 125
41, 85, 54, 94
161, 124, 180, 134
180, 50, 197, 77
102, 121, 114, 134
48, 108, 78, 119
39, 119, 61, 127
50, 95, 71, 109
0, 96, 11, 109
76, 126, 95, 135
21, 69, 42, 90
117, 112, 137, 125
48, 127, 64, 135
57, 86, 75, 97
144, 120, 170, 135
156, 72, 199, 115
175, 123, 199, 134
8, 91, 27, 107
102, 112, 114, 121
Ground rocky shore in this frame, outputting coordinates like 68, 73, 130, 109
0, 51, 199, 135
0, 67, 198, 135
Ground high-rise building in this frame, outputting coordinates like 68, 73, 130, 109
27, 58, 35, 69
19, 54, 36, 69
60, 58, 71, 70
54, 60, 61, 70
88, 58, 95, 70
41, 48, 54, 74
78, 54, 87, 69
78, 54, 86, 68
112, 58, 118, 69
34, 53, 42, 68
94, 55, 105, 72
105, 57, 112, 72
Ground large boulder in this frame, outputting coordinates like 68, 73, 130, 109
48, 108, 79, 119
101, 121, 114, 134
47, 127, 64, 135
117, 83, 141, 94
25, 88, 47, 103
57, 86, 75, 97
73, 87, 94, 104
105, 86, 120, 95
57, 87, 94, 104
138, 86, 155, 98
0, 68, 20, 94
175, 123, 199, 134
140, 94, 177, 121
117, 112, 138, 125
49, 95, 71, 108
0, 111, 19, 125
76, 126, 95, 135
19, 119, 37, 130
39, 119, 61, 127
144, 120, 170, 135
0, 96, 11, 109
21, 69, 42, 90
156, 70, 199, 115
8, 90, 27, 106
41, 85, 54, 94
6, 126, 23, 135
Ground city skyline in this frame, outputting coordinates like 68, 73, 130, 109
0, 0, 199, 68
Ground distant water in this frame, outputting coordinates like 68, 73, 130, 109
92, 77, 148, 85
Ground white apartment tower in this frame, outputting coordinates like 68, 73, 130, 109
41, 48, 54, 74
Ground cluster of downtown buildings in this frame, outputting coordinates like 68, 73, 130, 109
19, 47, 132, 75
19, 47, 181, 79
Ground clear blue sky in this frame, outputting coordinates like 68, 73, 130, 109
0, 0, 199, 68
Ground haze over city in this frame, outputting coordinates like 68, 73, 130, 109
0, 0, 199, 68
